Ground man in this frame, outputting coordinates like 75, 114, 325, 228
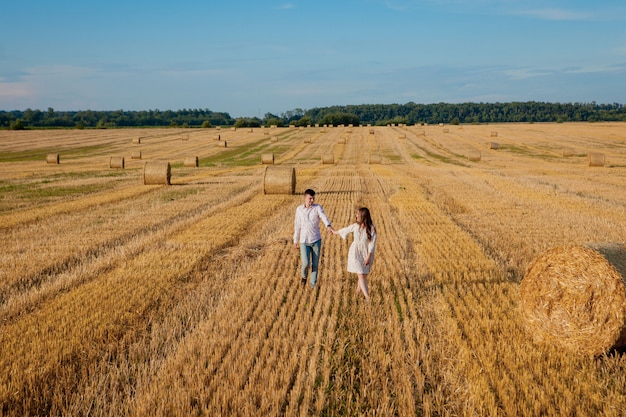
293, 189, 334, 288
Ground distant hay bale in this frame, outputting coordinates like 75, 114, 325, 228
588, 152, 606, 167
439, 123, 444, 127
369, 154, 382, 164
417, 129, 425, 136
181, 135, 189, 141
490, 131, 498, 137
271, 136, 278, 142
248, 128, 254, 133
338, 137, 346, 144
467, 151, 481, 162
398, 133, 406, 139
133, 137, 141, 144
131, 151, 142, 160
216, 126, 221, 130
264, 131, 270, 135
443, 128, 450, 133
217, 141, 227, 148
109, 156, 125, 169
270, 125, 277, 129
562, 147, 574, 157
231, 127, 236, 131
261, 153, 274, 164
322, 153, 334, 164
183, 156, 198, 167
263, 166, 295, 195
520, 243, 626, 356
213, 134, 221, 141
46, 153, 59, 164
143, 161, 171, 185
304, 138, 312, 144
488, 142, 499, 150
369, 128, 375, 134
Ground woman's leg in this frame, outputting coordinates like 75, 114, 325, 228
357, 273, 370, 301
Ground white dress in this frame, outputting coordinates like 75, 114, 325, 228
338, 223, 377, 274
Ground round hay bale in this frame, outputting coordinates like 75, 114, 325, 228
181, 135, 189, 141
369, 154, 382, 164
398, 133, 406, 139
183, 156, 198, 167
443, 128, 450, 133
271, 136, 278, 142
338, 137, 346, 144
520, 243, 626, 356
263, 166, 295, 195
488, 142, 499, 150
562, 147, 574, 157
46, 153, 59, 164
369, 128, 375, 134
490, 131, 498, 137
143, 161, 171, 185
321, 153, 334, 164
217, 141, 227, 148
110, 156, 125, 169
588, 152, 605, 167
261, 153, 274, 164
131, 151, 142, 160
467, 151, 481, 162
216, 126, 221, 130
133, 137, 141, 144
304, 138, 312, 144
213, 134, 221, 141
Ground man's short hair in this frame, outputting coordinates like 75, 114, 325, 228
304, 189, 316, 197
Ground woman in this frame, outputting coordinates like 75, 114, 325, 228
333, 207, 377, 301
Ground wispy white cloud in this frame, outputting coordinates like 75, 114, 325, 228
275, 3, 295, 10
511, 8, 596, 21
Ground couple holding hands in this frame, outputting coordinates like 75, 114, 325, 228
293, 189, 377, 302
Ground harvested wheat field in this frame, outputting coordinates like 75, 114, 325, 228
1, 123, 625, 416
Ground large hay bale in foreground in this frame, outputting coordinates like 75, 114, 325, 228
321, 153, 334, 164
520, 243, 626, 356
46, 153, 59, 164
588, 152, 606, 167
467, 151, 481, 162
143, 161, 171, 185
183, 156, 198, 167
261, 153, 274, 165
263, 166, 295, 195
110, 156, 125, 169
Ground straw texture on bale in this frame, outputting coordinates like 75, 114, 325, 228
562, 147, 574, 157
467, 151, 481, 162
143, 161, 171, 185
131, 151, 142, 160
183, 156, 198, 167
109, 156, 125, 169
261, 153, 274, 164
520, 243, 626, 356
322, 153, 334, 164
46, 153, 59, 164
588, 152, 606, 167
369, 154, 382, 164
263, 166, 295, 195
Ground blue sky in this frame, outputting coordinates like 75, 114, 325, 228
1, 0, 625, 117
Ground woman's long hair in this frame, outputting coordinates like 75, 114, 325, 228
357, 207, 374, 241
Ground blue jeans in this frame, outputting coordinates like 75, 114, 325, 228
300, 240, 322, 287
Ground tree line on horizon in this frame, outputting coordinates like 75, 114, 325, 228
2, 101, 624, 130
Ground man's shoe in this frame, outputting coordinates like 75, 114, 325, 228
301, 278, 306, 285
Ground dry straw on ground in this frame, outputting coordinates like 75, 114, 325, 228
322, 153, 334, 164
109, 156, 125, 169
261, 153, 274, 165
183, 156, 198, 167
588, 152, 606, 167
520, 243, 626, 356
143, 161, 171, 185
369, 154, 382, 164
263, 166, 295, 195
46, 153, 59, 164
467, 151, 481, 162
